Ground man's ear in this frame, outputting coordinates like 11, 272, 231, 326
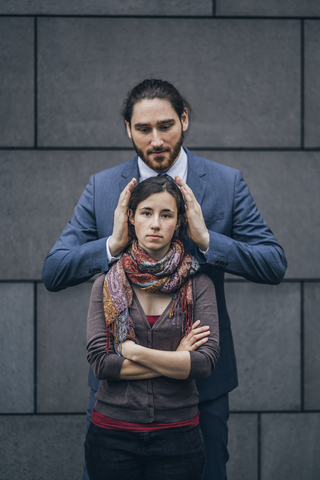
128, 209, 134, 225
125, 120, 132, 139
181, 108, 189, 133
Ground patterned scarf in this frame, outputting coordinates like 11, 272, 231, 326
103, 239, 200, 355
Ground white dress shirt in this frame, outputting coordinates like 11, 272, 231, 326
138, 147, 188, 183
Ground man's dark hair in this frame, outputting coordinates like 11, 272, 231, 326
128, 175, 186, 238
121, 79, 192, 125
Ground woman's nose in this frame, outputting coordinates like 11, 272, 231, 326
151, 215, 160, 228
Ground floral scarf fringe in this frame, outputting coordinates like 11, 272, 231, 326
103, 239, 200, 355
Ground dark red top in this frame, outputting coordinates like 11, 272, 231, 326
146, 314, 160, 327
91, 409, 199, 432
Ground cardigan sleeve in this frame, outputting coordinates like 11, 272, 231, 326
187, 274, 220, 380
86, 274, 125, 380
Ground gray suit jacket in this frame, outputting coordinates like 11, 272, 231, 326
42, 148, 287, 402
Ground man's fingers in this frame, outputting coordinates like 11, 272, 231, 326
118, 178, 137, 208
174, 174, 184, 186
127, 178, 137, 192
175, 175, 190, 191
175, 175, 195, 200
120, 178, 136, 197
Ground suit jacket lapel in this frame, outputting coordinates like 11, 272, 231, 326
119, 156, 139, 192
185, 148, 207, 205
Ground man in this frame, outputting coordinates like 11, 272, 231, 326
42, 79, 287, 479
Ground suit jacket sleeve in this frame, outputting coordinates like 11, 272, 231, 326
42, 175, 110, 292
205, 170, 287, 284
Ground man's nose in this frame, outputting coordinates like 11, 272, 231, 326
150, 130, 163, 148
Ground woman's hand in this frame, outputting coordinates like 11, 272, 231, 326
176, 320, 210, 352
108, 178, 137, 257
121, 339, 138, 359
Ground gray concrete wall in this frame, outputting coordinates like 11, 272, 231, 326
0, 3, 319, 479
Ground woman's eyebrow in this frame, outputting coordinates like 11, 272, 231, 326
139, 207, 174, 212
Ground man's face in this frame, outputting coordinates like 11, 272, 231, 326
125, 98, 189, 173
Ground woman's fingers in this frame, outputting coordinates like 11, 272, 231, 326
191, 337, 209, 350
195, 330, 210, 338
192, 325, 210, 336
190, 330, 210, 344
185, 327, 210, 347
177, 321, 210, 352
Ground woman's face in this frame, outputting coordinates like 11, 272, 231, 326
129, 191, 180, 260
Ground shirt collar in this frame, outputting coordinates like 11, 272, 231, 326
138, 147, 188, 183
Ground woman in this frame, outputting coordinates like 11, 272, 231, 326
85, 176, 220, 480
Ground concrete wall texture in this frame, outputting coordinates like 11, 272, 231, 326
0, 2, 319, 479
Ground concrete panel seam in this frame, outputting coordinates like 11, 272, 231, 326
258, 412, 261, 480
34, 16, 38, 148
1, 14, 320, 19
34, 282, 37, 414
2, 147, 320, 152
3, 146, 319, 151
0, 14, 217, 19
301, 281, 304, 411
301, 19, 305, 149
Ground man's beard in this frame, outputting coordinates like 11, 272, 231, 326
131, 128, 184, 173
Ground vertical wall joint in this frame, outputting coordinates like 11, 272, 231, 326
301, 19, 304, 150
300, 281, 304, 411
34, 16, 38, 149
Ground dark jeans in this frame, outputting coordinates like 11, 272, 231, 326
85, 422, 205, 480
82, 389, 229, 480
